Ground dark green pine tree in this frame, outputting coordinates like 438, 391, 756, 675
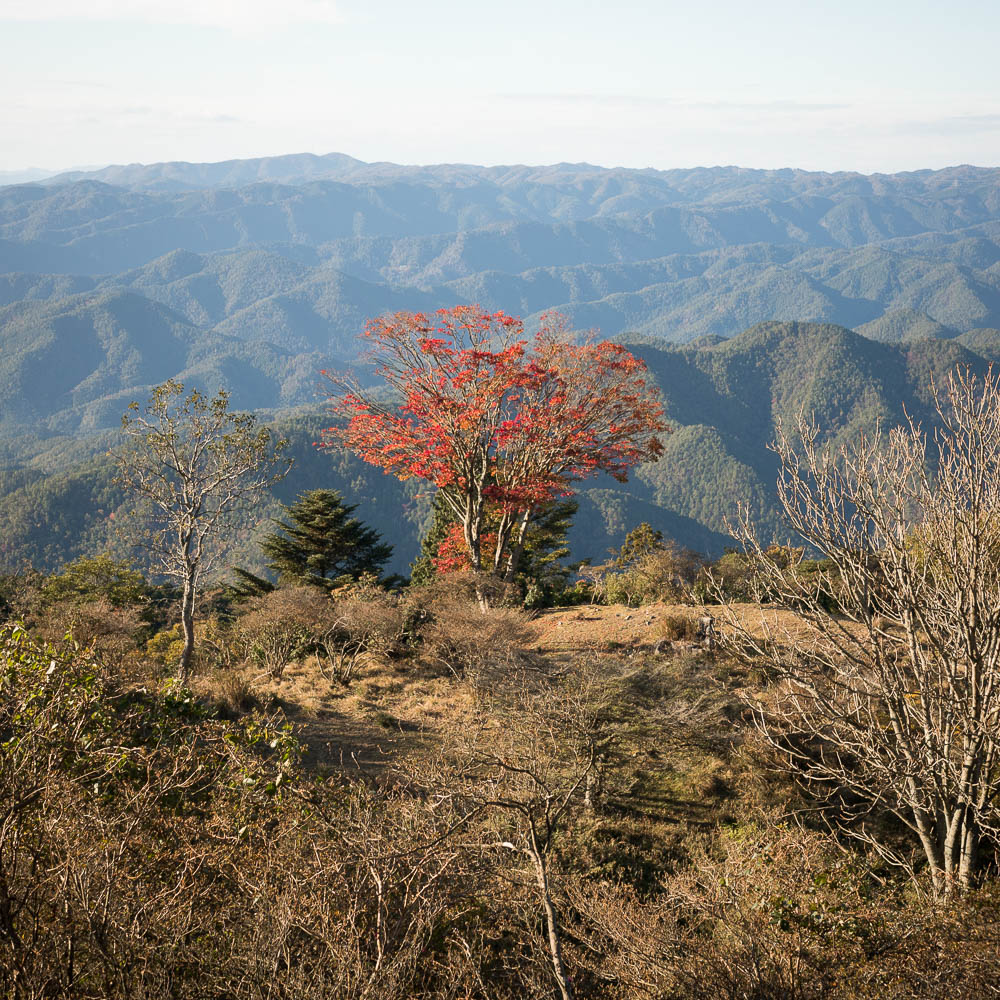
518, 499, 578, 606
409, 491, 455, 586
225, 566, 275, 601
261, 490, 393, 590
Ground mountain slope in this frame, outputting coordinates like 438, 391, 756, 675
0, 289, 321, 432
5, 156, 1000, 574
0, 321, 992, 576
629, 322, 990, 539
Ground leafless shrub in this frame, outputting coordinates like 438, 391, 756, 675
576, 562, 609, 604
565, 808, 1000, 1000
235, 585, 317, 678
558, 814, 866, 1000
847, 887, 1000, 998
716, 368, 1000, 895
235, 582, 409, 686
440, 722, 592, 997
231, 777, 495, 1000
409, 576, 532, 683
1, 622, 492, 998
197, 614, 240, 672
315, 592, 408, 685
36, 595, 147, 674
423, 657, 670, 1000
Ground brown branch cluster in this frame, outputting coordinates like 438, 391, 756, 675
716, 367, 1000, 893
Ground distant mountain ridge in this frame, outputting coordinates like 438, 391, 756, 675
31, 154, 1000, 206
2, 157, 999, 366
3, 153, 1000, 572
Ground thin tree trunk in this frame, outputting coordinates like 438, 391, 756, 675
913, 808, 946, 897
503, 506, 534, 585
529, 825, 574, 1000
178, 571, 196, 684
462, 507, 494, 612
958, 816, 979, 889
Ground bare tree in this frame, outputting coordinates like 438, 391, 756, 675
115, 380, 289, 683
440, 664, 638, 1000
455, 738, 584, 999
717, 367, 1000, 894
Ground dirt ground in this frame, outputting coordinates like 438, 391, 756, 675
231, 601, 810, 775
525, 601, 815, 652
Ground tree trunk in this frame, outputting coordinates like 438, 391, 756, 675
461, 509, 494, 612
912, 807, 946, 897
178, 571, 196, 684
503, 506, 534, 585
958, 814, 979, 890
529, 826, 574, 1000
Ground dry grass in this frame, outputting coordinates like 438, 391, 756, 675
194, 666, 259, 717
526, 602, 698, 653
244, 646, 478, 777
13, 598, 998, 998
526, 601, 859, 654
657, 611, 701, 642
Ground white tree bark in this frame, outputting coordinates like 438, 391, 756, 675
115, 381, 289, 683
716, 368, 1000, 894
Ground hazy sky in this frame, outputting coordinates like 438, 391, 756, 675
3, 0, 999, 174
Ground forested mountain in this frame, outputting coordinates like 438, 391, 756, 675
632, 321, 988, 542
3, 155, 1000, 573
0, 320, 989, 577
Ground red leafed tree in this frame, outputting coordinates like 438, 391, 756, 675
432, 522, 499, 576
322, 306, 666, 587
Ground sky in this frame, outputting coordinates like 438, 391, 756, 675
2, 0, 1000, 175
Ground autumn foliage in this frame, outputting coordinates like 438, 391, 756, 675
432, 522, 497, 575
323, 306, 666, 580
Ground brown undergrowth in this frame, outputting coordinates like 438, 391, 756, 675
4, 601, 1000, 999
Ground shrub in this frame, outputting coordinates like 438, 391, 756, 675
406, 575, 532, 683
233, 582, 408, 685
592, 525, 706, 606
235, 586, 318, 678
0, 620, 523, 999
658, 612, 699, 642
36, 595, 148, 674
41, 553, 152, 608
200, 667, 259, 718
696, 548, 755, 603
701, 546, 842, 609
0, 622, 301, 998
145, 623, 185, 666
314, 592, 408, 684
0, 567, 44, 623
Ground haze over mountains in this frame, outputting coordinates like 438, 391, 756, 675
3, 152, 1000, 573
